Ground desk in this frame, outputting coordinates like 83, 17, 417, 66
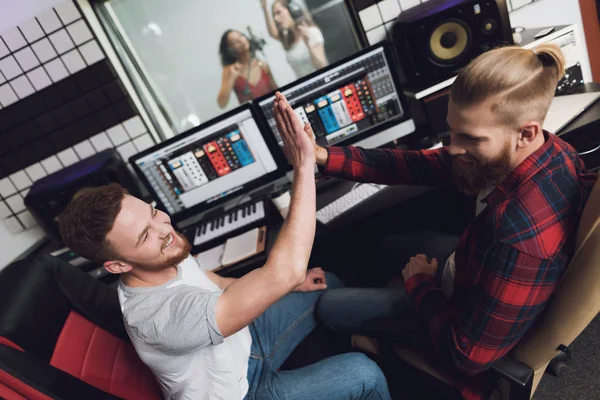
557, 83, 600, 171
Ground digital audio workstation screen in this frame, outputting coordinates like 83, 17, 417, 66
134, 109, 278, 215
258, 46, 404, 147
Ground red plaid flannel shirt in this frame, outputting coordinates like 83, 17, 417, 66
322, 133, 597, 399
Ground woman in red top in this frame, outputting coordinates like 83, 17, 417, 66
217, 30, 278, 109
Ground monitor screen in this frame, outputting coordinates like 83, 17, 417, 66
130, 106, 284, 220
257, 43, 408, 148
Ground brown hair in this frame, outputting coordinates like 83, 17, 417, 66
58, 183, 128, 263
272, 0, 315, 50
449, 43, 566, 128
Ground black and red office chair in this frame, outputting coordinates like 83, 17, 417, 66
0, 254, 162, 400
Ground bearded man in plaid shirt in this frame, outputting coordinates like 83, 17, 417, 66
276, 42, 597, 399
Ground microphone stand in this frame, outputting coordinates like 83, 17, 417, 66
242, 26, 269, 98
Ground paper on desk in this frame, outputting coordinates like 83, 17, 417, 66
194, 244, 225, 271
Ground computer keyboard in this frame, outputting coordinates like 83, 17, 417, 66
316, 184, 385, 224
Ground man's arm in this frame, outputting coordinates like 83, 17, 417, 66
404, 243, 554, 376
214, 93, 317, 338
317, 144, 452, 186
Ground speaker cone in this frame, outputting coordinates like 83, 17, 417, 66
429, 19, 472, 65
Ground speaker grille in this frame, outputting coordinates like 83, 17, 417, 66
428, 20, 472, 65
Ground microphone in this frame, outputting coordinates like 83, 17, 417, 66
247, 26, 266, 55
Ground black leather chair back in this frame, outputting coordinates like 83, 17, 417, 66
0, 254, 127, 362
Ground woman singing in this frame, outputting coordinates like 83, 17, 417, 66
217, 30, 278, 109
261, 0, 328, 78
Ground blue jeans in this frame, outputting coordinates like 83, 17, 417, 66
244, 272, 391, 400
316, 231, 460, 345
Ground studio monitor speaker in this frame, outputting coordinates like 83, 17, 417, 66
24, 149, 141, 245
391, 0, 513, 92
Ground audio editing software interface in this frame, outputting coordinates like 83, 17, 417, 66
133, 109, 278, 215
258, 46, 404, 147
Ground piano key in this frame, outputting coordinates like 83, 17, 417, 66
193, 200, 266, 246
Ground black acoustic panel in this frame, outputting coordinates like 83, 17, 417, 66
0, 54, 143, 177
36, 137, 56, 159
0, 112, 15, 134
21, 96, 48, 121
103, 80, 127, 102
8, 102, 32, 126
40, 86, 64, 110
95, 107, 119, 130
49, 131, 70, 153
18, 122, 40, 143
29, 139, 50, 161
68, 97, 91, 119
55, 79, 82, 102
52, 104, 76, 126
74, 69, 99, 93
0, 153, 21, 176
36, 113, 59, 135
90, 60, 117, 84
61, 123, 81, 144
85, 88, 108, 111
0, 135, 9, 155
15, 146, 37, 168
25, 119, 45, 141
5, 128, 27, 150
115, 97, 136, 121
78, 116, 103, 139
0, 166, 5, 180
63, 130, 79, 147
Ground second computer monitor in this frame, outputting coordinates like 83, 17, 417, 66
257, 43, 415, 149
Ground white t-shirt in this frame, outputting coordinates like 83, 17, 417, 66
286, 26, 325, 78
118, 256, 252, 400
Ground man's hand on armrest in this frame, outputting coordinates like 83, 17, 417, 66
214, 93, 317, 338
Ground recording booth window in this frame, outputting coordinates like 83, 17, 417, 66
91, 0, 363, 138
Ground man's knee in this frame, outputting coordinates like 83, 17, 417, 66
324, 272, 344, 290
342, 353, 388, 395
315, 288, 345, 320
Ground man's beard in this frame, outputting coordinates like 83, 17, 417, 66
451, 142, 512, 196
130, 232, 192, 272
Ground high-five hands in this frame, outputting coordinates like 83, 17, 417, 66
274, 92, 329, 167
273, 92, 316, 169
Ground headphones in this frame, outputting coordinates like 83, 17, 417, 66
220, 31, 264, 66
287, 1, 304, 23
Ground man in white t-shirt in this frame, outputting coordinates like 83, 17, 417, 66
59, 93, 390, 400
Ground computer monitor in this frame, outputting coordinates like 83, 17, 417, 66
130, 104, 286, 222
256, 42, 415, 150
